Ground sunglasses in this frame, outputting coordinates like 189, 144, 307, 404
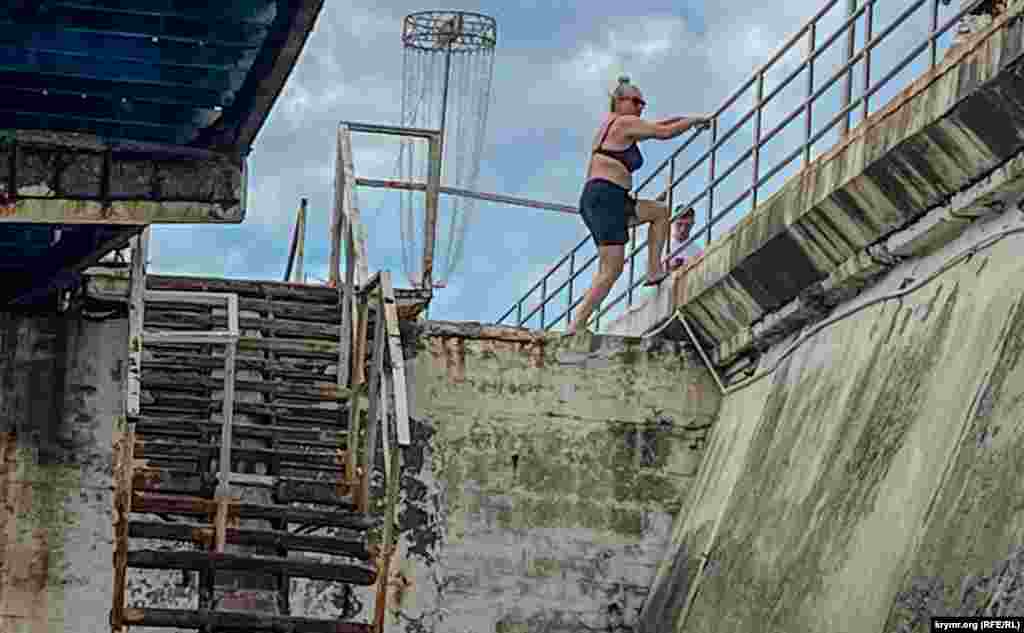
620, 96, 646, 107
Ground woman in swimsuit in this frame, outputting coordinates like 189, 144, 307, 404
567, 76, 711, 335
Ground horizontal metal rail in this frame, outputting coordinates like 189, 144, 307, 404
356, 177, 578, 214
498, 0, 988, 332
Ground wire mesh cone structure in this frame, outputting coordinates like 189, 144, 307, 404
397, 11, 497, 288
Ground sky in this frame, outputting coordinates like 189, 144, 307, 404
148, 0, 968, 330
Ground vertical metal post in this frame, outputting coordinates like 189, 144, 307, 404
627, 227, 636, 308
706, 119, 718, 247
293, 198, 306, 283
805, 22, 816, 166
929, 0, 940, 67
752, 71, 765, 211
667, 158, 675, 218
516, 301, 522, 326
423, 44, 453, 291
840, 0, 858, 137
329, 127, 347, 287
540, 277, 547, 329
566, 251, 576, 328
126, 226, 149, 418
214, 294, 238, 553
862, 3, 874, 120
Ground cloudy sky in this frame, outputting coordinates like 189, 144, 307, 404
149, 0, 965, 329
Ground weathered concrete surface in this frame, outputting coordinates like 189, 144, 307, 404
0, 130, 245, 224
611, 5, 1024, 367
368, 323, 722, 633
640, 206, 1024, 632
0, 312, 125, 633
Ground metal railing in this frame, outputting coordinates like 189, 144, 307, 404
497, 0, 987, 331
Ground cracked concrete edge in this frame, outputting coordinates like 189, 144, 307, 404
711, 164, 1024, 368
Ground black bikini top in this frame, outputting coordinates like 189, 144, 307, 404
593, 116, 644, 173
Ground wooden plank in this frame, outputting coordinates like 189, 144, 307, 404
122, 608, 372, 633
374, 446, 402, 633
133, 467, 218, 497
144, 290, 233, 307
141, 372, 352, 401
142, 352, 337, 380
126, 550, 377, 584
142, 402, 347, 427
127, 521, 370, 559
136, 418, 347, 446
127, 229, 149, 418
328, 125, 348, 287
111, 426, 134, 633
134, 440, 348, 466
380, 272, 411, 447
145, 311, 343, 340
148, 275, 341, 304
131, 492, 380, 529
147, 297, 344, 324
143, 330, 237, 345
360, 293, 386, 515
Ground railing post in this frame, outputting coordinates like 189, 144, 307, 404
706, 119, 718, 247
929, 0, 940, 67
566, 251, 576, 328
516, 301, 522, 327
627, 227, 636, 309
804, 21, 816, 166
422, 132, 442, 290
667, 157, 675, 217
752, 71, 765, 211
214, 294, 239, 554
540, 277, 547, 329
862, 2, 874, 120
840, 0, 857, 137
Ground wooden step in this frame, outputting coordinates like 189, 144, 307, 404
134, 440, 348, 468
122, 607, 371, 632
147, 275, 342, 304
141, 373, 350, 402
145, 311, 343, 341
145, 336, 340, 361
131, 492, 378, 530
136, 418, 348, 447
147, 296, 344, 324
141, 400, 347, 426
132, 468, 356, 506
127, 521, 370, 560
126, 550, 376, 584
142, 352, 338, 381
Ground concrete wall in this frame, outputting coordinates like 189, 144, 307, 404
640, 206, 1024, 632
376, 323, 722, 633
0, 311, 125, 633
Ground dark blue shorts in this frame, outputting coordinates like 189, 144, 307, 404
579, 178, 636, 246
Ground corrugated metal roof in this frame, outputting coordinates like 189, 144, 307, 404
0, 0, 312, 153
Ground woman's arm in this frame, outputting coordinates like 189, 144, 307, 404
619, 115, 712, 142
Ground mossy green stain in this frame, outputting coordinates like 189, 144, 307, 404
690, 285, 960, 631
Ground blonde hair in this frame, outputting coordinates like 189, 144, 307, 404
609, 75, 638, 112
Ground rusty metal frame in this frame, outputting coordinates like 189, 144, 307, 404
337, 121, 442, 290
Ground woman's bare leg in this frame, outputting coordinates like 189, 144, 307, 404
632, 200, 671, 280
567, 244, 625, 334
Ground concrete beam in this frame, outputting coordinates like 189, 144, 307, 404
0, 130, 245, 224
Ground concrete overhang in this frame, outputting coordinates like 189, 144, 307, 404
616, 5, 1024, 366
0, 0, 325, 307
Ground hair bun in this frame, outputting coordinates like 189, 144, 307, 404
617, 75, 630, 85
